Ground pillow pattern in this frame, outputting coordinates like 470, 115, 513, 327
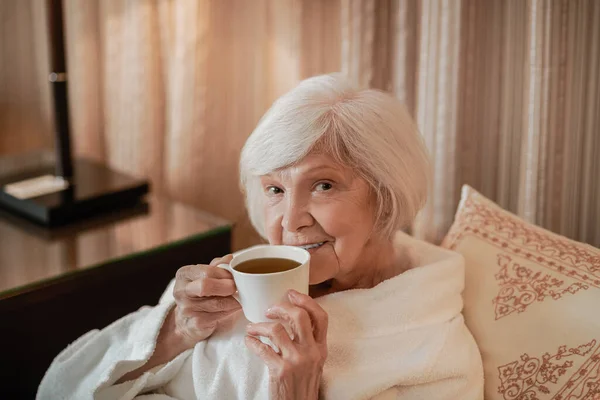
442, 185, 600, 400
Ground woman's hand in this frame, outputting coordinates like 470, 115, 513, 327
245, 289, 328, 400
172, 254, 242, 347
117, 255, 241, 383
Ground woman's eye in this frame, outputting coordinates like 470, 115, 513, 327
315, 182, 333, 192
266, 186, 283, 195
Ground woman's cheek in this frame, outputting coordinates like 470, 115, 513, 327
263, 205, 283, 244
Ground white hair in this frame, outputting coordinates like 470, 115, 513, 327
239, 73, 431, 240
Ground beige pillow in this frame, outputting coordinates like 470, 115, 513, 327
441, 185, 600, 400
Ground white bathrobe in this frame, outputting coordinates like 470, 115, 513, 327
37, 231, 484, 400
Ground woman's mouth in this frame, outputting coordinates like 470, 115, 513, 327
298, 242, 326, 252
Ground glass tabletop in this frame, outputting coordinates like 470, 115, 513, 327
0, 195, 231, 297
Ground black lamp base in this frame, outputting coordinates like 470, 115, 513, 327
0, 158, 149, 227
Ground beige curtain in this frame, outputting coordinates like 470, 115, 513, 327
343, 0, 600, 247
1, 0, 598, 250
0, 0, 53, 155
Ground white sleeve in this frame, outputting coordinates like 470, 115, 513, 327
36, 280, 192, 400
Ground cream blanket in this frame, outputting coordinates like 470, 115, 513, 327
37, 231, 483, 399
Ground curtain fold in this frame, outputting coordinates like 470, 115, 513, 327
413, 0, 463, 243
0, 0, 53, 156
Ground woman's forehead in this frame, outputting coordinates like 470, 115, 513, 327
265, 153, 350, 180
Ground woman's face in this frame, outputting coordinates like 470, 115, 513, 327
261, 153, 376, 285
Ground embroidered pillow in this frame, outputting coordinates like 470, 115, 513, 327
442, 185, 600, 400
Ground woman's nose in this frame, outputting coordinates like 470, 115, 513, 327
281, 196, 313, 232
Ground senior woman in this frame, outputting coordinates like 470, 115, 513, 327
38, 74, 483, 399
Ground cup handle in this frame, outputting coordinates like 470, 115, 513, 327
216, 263, 241, 303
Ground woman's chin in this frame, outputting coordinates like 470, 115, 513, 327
308, 262, 335, 285
309, 276, 327, 285
306, 242, 337, 284
309, 261, 332, 284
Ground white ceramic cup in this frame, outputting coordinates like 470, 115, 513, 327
217, 245, 310, 323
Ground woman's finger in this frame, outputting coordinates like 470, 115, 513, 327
176, 264, 233, 282
185, 277, 237, 298
182, 308, 239, 335
189, 296, 241, 313
286, 290, 329, 344
209, 254, 234, 267
246, 322, 297, 357
265, 301, 314, 345
244, 335, 282, 371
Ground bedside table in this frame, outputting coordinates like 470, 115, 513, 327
0, 195, 232, 399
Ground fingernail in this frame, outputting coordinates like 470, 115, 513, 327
246, 323, 253, 331
288, 289, 298, 300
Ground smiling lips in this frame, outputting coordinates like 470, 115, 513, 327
296, 242, 326, 250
